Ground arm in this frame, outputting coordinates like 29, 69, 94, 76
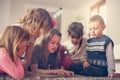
82, 48, 90, 68
31, 45, 74, 76
106, 42, 115, 78
0, 54, 24, 79
22, 42, 34, 73
80, 38, 90, 68
31, 64, 74, 76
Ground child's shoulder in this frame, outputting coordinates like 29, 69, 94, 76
82, 38, 87, 43
102, 35, 113, 42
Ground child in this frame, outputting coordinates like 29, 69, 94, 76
18, 8, 53, 73
30, 29, 74, 76
0, 25, 30, 79
61, 22, 89, 74
84, 15, 115, 78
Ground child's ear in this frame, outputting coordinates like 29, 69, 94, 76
103, 25, 106, 30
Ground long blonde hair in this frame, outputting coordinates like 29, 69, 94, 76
0, 26, 30, 62
19, 8, 53, 35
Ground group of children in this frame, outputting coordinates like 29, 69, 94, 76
0, 7, 115, 79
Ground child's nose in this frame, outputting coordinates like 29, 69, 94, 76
73, 38, 77, 42
91, 29, 95, 33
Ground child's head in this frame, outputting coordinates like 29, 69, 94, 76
68, 22, 84, 45
88, 15, 106, 38
39, 29, 61, 68
19, 8, 53, 39
0, 25, 30, 61
41, 28, 61, 54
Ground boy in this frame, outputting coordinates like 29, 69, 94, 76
85, 15, 115, 78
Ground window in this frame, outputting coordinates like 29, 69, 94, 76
90, 0, 106, 17
87, 0, 106, 37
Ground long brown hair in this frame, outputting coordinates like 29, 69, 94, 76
0, 26, 30, 62
39, 28, 62, 69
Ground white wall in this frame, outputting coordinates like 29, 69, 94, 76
106, 0, 120, 45
106, 0, 120, 60
61, 9, 78, 42
0, 0, 11, 34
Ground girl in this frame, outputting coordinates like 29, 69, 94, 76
61, 22, 89, 74
31, 29, 74, 76
0, 25, 30, 79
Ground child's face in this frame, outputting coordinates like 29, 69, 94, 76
70, 37, 82, 45
17, 40, 28, 57
31, 27, 41, 39
47, 34, 61, 53
89, 21, 105, 38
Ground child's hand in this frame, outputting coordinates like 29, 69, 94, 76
83, 61, 90, 68
54, 69, 74, 76
108, 73, 114, 79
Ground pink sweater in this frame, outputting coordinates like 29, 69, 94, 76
0, 48, 24, 79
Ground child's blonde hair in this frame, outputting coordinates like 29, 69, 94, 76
19, 8, 53, 35
0, 26, 30, 62
89, 15, 105, 25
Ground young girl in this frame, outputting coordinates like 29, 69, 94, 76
18, 8, 54, 74
0, 25, 30, 79
61, 22, 89, 74
30, 29, 74, 76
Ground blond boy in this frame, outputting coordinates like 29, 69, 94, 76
85, 15, 115, 78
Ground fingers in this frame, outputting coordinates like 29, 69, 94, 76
108, 73, 113, 79
57, 69, 74, 76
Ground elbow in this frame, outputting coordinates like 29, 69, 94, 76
14, 73, 24, 79
10, 71, 24, 79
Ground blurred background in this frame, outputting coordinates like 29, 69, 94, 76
0, 0, 120, 73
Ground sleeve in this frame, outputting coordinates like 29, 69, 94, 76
81, 38, 87, 62
106, 42, 115, 74
31, 45, 40, 64
0, 54, 24, 79
81, 49, 87, 62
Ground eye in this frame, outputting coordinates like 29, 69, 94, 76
95, 27, 98, 30
89, 27, 92, 31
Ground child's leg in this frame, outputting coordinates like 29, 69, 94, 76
68, 63, 83, 75
83, 65, 108, 77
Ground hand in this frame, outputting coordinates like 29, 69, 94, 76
55, 69, 74, 76
108, 73, 114, 79
83, 61, 90, 68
